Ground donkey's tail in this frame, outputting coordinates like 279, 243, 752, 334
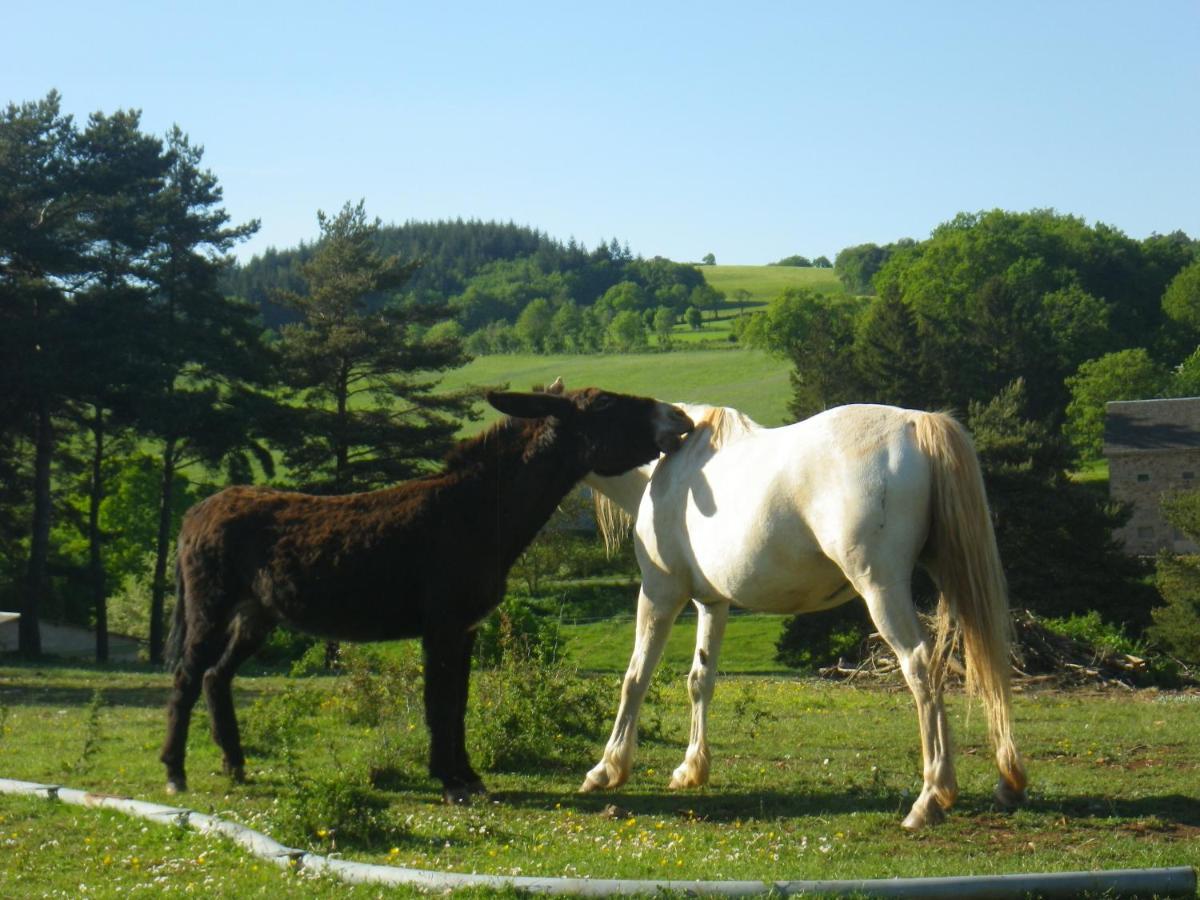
913, 412, 1026, 799
164, 553, 187, 672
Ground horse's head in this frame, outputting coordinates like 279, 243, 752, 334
486, 383, 694, 476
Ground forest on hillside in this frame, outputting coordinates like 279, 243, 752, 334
6, 91, 1200, 671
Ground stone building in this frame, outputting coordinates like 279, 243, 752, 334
1104, 397, 1200, 556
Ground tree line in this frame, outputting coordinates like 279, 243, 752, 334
229, 222, 728, 355
1, 94, 472, 662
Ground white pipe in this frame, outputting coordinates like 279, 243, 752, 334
1, 778, 1194, 897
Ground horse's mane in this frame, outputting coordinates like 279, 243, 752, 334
593, 403, 761, 553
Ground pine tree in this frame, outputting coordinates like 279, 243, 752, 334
139, 127, 268, 663
273, 201, 476, 494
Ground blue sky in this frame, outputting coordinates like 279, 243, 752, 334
6, 1, 1197, 264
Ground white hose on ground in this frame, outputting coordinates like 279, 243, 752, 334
1, 777, 1194, 898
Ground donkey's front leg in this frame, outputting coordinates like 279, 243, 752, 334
423, 626, 485, 804
582, 586, 685, 792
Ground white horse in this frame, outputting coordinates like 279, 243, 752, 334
582, 402, 1026, 830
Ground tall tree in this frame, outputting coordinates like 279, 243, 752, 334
140, 127, 267, 663
0, 93, 115, 655
68, 109, 172, 660
273, 200, 475, 494
968, 380, 1155, 626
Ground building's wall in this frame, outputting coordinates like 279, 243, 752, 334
1108, 450, 1200, 555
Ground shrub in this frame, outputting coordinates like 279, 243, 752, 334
1151, 552, 1200, 663
274, 768, 397, 850
473, 596, 564, 668
469, 616, 609, 771
775, 602, 874, 671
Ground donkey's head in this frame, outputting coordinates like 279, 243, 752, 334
487, 382, 694, 476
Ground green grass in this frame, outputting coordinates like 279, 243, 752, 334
699, 265, 843, 304
561, 612, 791, 674
436, 348, 794, 432
4, 661, 1200, 896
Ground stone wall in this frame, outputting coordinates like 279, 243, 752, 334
1108, 450, 1200, 555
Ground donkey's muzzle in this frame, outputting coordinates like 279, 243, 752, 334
654, 404, 695, 453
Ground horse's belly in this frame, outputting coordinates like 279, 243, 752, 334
687, 538, 851, 614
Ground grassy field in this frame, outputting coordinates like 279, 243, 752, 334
437, 348, 794, 433
561, 611, 791, 674
3, 659, 1200, 896
699, 265, 843, 303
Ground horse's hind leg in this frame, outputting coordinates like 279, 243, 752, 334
203, 611, 273, 783
582, 586, 687, 793
853, 573, 957, 830
670, 599, 729, 789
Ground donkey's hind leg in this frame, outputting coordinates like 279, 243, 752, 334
582, 586, 687, 793
853, 573, 957, 830
161, 631, 224, 795
670, 599, 729, 789
203, 611, 273, 784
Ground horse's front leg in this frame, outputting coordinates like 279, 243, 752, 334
423, 625, 485, 804
582, 586, 685, 793
669, 598, 729, 789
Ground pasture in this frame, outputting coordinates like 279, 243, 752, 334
699, 265, 844, 303
2, 657, 1200, 897
437, 349, 795, 434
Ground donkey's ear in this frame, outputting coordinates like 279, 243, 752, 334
488, 390, 574, 420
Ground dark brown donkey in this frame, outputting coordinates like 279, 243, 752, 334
160, 386, 693, 803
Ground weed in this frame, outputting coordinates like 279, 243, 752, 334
63, 688, 104, 776
729, 680, 778, 739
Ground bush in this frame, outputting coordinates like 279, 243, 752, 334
469, 616, 609, 771
1151, 552, 1200, 663
775, 602, 874, 671
473, 596, 564, 667
274, 769, 397, 850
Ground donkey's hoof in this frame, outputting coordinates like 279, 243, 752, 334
994, 778, 1026, 810
165, 777, 187, 796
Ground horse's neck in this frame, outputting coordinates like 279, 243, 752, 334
584, 461, 656, 516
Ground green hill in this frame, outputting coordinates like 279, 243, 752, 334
700, 264, 843, 304
437, 348, 794, 433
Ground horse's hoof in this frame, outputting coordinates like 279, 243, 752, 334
669, 762, 707, 790
443, 784, 481, 805
225, 764, 246, 784
901, 799, 946, 831
165, 777, 187, 796
994, 779, 1026, 810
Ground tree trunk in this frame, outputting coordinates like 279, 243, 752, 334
149, 437, 177, 665
19, 397, 52, 657
89, 406, 109, 663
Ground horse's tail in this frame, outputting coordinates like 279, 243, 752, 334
164, 552, 187, 672
593, 491, 634, 556
913, 412, 1026, 799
